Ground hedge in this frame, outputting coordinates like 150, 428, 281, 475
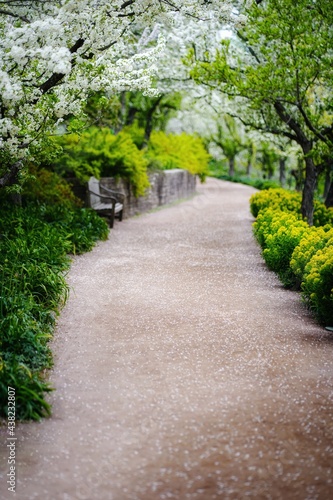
250, 189, 333, 326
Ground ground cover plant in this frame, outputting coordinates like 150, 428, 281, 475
214, 173, 280, 191
0, 203, 108, 420
250, 189, 333, 326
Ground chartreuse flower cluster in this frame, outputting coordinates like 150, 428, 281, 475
250, 188, 333, 226
250, 189, 333, 326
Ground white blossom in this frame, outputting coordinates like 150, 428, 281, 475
0, 0, 235, 177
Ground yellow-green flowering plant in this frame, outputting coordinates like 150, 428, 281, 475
302, 245, 333, 325
291, 226, 333, 283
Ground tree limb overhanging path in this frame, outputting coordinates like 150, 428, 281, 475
6, 179, 333, 499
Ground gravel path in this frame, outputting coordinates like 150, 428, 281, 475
2, 178, 333, 500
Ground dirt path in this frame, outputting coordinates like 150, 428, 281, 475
2, 178, 333, 500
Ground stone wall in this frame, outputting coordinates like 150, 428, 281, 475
100, 169, 196, 218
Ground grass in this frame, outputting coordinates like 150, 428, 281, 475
0, 202, 109, 420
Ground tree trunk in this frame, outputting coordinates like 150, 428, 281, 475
10, 192, 22, 206
301, 156, 318, 226
143, 113, 154, 147
246, 159, 251, 176
279, 158, 286, 186
291, 158, 304, 192
323, 166, 331, 199
228, 157, 235, 177
0, 161, 22, 189
323, 159, 333, 206
325, 179, 333, 208
142, 95, 164, 149
114, 91, 128, 133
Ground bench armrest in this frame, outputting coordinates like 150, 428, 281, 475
100, 185, 125, 203
88, 188, 117, 204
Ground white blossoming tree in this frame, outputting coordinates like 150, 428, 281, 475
0, 0, 234, 189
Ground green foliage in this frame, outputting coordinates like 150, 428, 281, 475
123, 122, 145, 148
214, 172, 280, 191
189, 0, 333, 223
53, 127, 150, 197
254, 209, 308, 286
252, 187, 333, 325
259, 143, 279, 179
52, 125, 209, 198
250, 189, 301, 218
208, 116, 244, 175
301, 244, 333, 325
125, 91, 182, 135
290, 227, 333, 324
0, 363, 53, 420
0, 203, 108, 420
84, 92, 122, 129
146, 131, 210, 181
291, 226, 333, 282
250, 188, 333, 226
22, 166, 83, 208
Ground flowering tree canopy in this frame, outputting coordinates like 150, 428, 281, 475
0, 0, 234, 188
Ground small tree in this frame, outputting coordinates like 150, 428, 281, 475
209, 115, 245, 176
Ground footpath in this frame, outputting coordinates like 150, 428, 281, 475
2, 178, 333, 500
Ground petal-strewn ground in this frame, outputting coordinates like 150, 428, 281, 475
4, 178, 333, 500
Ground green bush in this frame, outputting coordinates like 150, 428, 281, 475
0, 363, 53, 420
53, 127, 150, 197
0, 203, 108, 420
251, 187, 333, 325
250, 188, 333, 226
215, 173, 280, 191
250, 189, 301, 218
22, 166, 83, 208
290, 226, 333, 282
254, 209, 308, 286
146, 131, 210, 181
301, 244, 333, 325
253, 207, 281, 248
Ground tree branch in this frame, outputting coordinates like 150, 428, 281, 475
273, 100, 310, 145
297, 101, 329, 144
0, 8, 30, 22
39, 38, 85, 95
227, 111, 298, 142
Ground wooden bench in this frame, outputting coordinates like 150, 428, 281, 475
87, 176, 124, 228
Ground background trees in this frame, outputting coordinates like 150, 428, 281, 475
189, 0, 333, 224
0, 0, 233, 189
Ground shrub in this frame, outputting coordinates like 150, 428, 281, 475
215, 173, 280, 191
255, 209, 309, 286
22, 166, 83, 208
290, 226, 333, 283
250, 188, 333, 226
253, 207, 280, 248
302, 244, 333, 325
251, 187, 333, 325
0, 203, 108, 420
146, 131, 210, 181
53, 127, 150, 197
250, 188, 302, 218
0, 363, 53, 420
